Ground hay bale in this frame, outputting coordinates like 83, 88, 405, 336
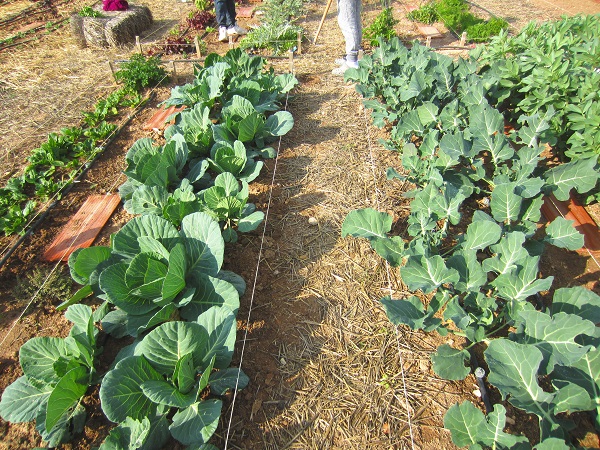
73, 4, 153, 48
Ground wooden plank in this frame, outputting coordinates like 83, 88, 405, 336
417, 25, 443, 38
143, 105, 186, 131
43, 194, 121, 262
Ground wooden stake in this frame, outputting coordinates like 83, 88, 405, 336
228, 35, 234, 49
135, 35, 143, 53
194, 36, 202, 58
460, 31, 467, 47
426, 36, 432, 47
297, 31, 302, 54
171, 61, 177, 83
313, 0, 334, 45
107, 61, 116, 80
288, 49, 295, 73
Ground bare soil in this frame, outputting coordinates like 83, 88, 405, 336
0, 0, 599, 449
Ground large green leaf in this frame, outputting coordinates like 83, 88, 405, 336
126, 254, 168, 290
0, 376, 51, 423
98, 417, 151, 450
68, 246, 111, 285
181, 275, 240, 320
175, 353, 196, 394
342, 208, 392, 240
492, 256, 553, 302
485, 340, 555, 418
128, 186, 169, 215
180, 212, 224, 278
169, 399, 222, 446
209, 368, 250, 395
491, 182, 523, 223
137, 321, 210, 375
196, 306, 237, 370
544, 217, 584, 250
545, 157, 599, 201
237, 211, 264, 233
462, 220, 502, 251
400, 255, 460, 294
552, 347, 600, 425
238, 112, 263, 142
516, 310, 595, 374
264, 111, 294, 136
19, 337, 69, 387
141, 380, 197, 408
162, 242, 187, 303
380, 295, 440, 331
481, 231, 528, 275
431, 344, 470, 380
447, 250, 487, 292
45, 366, 88, 432
444, 402, 529, 448
112, 215, 180, 257
100, 263, 157, 315
550, 286, 600, 324
370, 236, 405, 267
99, 356, 163, 423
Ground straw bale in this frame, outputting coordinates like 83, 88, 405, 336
72, 4, 153, 48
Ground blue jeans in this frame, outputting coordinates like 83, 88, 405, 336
215, 0, 236, 28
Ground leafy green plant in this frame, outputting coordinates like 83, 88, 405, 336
79, 6, 104, 17
0, 305, 106, 447
99, 307, 248, 448
114, 54, 169, 92
239, 0, 305, 54
62, 212, 243, 337
364, 8, 398, 46
343, 38, 600, 447
200, 172, 265, 242
473, 14, 600, 171
406, 2, 439, 24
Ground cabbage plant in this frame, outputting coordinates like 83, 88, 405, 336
99, 307, 248, 448
62, 212, 244, 337
0, 305, 105, 447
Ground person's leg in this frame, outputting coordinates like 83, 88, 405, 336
215, 0, 231, 28
226, 0, 237, 27
337, 0, 362, 66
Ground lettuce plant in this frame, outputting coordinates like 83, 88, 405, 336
62, 212, 243, 337
99, 307, 248, 448
0, 305, 105, 447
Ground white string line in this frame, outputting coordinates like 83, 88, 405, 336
359, 70, 416, 448
0, 73, 167, 262
223, 90, 291, 450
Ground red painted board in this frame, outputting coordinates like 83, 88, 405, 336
143, 105, 186, 131
43, 194, 121, 262
541, 193, 600, 252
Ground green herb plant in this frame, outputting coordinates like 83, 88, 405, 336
364, 8, 398, 46
114, 54, 169, 92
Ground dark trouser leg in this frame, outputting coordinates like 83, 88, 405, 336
215, 0, 234, 28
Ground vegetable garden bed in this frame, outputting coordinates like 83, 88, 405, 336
1, 0, 599, 449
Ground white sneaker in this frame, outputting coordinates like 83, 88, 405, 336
335, 57, 347, 65
332, 61, 359, 76
227, 23, 247, 36
218, 26, 228, 42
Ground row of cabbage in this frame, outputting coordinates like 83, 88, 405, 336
0, 49, 298, 450
342, 29, 600, 450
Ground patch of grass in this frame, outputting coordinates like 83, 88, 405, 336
13, 266, 73, 307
